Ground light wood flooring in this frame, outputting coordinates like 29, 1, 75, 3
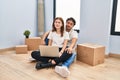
0, 51, 120, 80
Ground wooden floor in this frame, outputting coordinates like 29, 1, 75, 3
0, 51, 120, 80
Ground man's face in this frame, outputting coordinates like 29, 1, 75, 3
66, 20, 74, 30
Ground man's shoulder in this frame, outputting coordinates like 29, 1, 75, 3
69, 29, 78, 38
64, 31, 69, 35
70, 29, 78, 34
74, 29, 80, 33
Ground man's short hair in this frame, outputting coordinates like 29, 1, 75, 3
66, 17, 76, 25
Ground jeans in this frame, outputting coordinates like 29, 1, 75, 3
54, 51, 72, 64
62, 53, 76, 68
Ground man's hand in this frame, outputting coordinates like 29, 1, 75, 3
65, 47, 73, 54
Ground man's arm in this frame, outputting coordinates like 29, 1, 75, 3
66, 38, 78, 54
41, 31, 50, 40
69, 38, 78, 49
48, 39, 52, 46
41, 31, 50, 45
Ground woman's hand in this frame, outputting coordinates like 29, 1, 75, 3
59, 52, 62, 57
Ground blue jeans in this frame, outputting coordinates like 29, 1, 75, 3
62, 53, 76, 68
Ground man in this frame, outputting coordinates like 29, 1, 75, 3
54, 17, 78, 77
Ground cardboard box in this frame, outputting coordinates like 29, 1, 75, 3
16, 45, 27, 54
25, 37, 42, 50
77, 43, 105, 66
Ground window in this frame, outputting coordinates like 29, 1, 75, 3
54, 0, 80, 30
111, 0, 120, 35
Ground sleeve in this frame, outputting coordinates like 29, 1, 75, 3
71, 31, 78, 39
64, 32, 70, 40
47, 31, 52, 39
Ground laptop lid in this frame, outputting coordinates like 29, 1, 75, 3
39, 45, 59, 57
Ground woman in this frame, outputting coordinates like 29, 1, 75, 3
35, 17, 72, 69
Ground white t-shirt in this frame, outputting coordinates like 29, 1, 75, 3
67, 29, 78, 52
48, 31, 69, 48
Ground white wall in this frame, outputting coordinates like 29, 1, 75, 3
110, 36, 120, 54
0, 0, 37, 49
79, 0, 113, 54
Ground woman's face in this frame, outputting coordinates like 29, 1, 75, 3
54, 19, 63, 29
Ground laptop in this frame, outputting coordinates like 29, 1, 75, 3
39, 45, 59, 57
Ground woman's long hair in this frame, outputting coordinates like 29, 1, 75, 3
52, 17, 64, 37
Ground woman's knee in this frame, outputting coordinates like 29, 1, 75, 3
31, 51, 40, 58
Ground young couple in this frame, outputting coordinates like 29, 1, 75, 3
31, 17, 78, 77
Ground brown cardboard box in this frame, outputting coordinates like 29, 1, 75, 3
77, 43, 105, 66
16, 45, 27, 54
25, 37, 43, 50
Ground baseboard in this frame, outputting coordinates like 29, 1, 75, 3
0, 47, 15, 53
105, 54, 109, 58
109, 53, 120, 59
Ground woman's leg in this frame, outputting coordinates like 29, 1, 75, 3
31, 51, 50, 63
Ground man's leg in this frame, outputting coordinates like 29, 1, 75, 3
54, 51, 72, 64
55, 53, 76, 77
62, 53, 76, 67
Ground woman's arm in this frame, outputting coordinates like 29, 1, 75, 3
60, 39, 68, 54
